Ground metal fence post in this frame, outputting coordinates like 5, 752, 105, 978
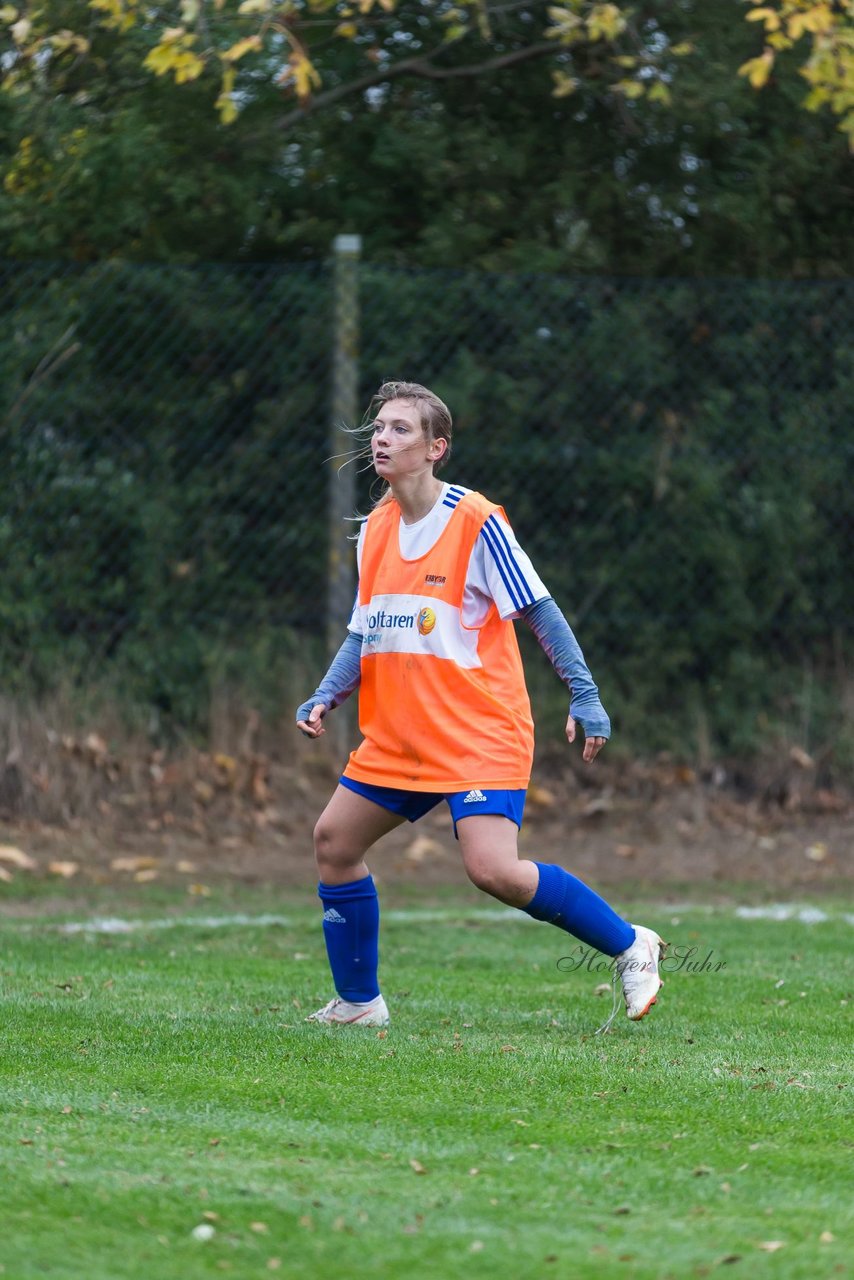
328, 234, 361, 753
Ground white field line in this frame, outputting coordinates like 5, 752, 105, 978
0, 902, 850, 935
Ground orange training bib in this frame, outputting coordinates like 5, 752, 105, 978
344, 492, 535, 792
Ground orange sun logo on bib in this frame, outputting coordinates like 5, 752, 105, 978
416, 606, 437, 636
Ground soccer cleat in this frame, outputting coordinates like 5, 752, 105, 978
305, 994, 390, 1027
616, 924, 666, 1020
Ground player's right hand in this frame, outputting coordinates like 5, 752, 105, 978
297, 703, 327, 738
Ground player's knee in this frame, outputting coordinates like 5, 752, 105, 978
465, 855, 508, 900
313, 816, 354, 875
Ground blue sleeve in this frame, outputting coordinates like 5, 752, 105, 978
520, 597, 611, 740
296, 631, 362, 726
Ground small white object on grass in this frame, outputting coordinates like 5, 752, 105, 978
191, 1224, 216, 1242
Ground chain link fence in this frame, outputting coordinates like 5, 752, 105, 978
2, 254, 852, 760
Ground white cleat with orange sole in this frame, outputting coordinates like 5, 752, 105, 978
617, 924, 666, 1020
306, 994, 390, 1027
595, 924, 666, 1034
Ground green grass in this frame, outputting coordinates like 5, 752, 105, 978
1, 890, 852, 1279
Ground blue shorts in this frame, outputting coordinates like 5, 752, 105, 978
339, 776, 526, 838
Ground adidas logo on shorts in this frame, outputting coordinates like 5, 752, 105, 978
463, 789, 487, 804
322, 907, 347, 924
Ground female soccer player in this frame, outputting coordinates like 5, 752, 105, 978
296, 381, 664, 1030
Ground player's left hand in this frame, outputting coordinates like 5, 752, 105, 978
566, 714, 606, 763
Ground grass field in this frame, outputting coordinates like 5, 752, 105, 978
1, 886, 851, 1279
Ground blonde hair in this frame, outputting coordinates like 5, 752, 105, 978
368, 381, 453, 509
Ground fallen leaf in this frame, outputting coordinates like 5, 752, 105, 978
593, 982, 612, 996
804, 842, 828, 862
250, 1222, 268, 1234
48, 860, 79, 878
615, 844, 638, 859
693, 1165, 713, 1176
0, 845, 37, 870
582, 794, 614, 817
188, 884, 212, 896
403, 835, 443, 863
110, 856, 159, 872
267, 1261, 282, 1272
84, 732, 108, 762
469, 1241, 485, 1253
175, 860, 198, 874
409, 1159, 427, 1175
757, 1241, 785, 1252
527, 784, 556, 807
819, 1231, 835, 1244
0, 867, 13, 883
134, 869, 159, 883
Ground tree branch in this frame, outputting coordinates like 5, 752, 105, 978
277, 39, 556, 130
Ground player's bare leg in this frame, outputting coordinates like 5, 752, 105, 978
313, 784, 405, 884
456, 815, 538, 906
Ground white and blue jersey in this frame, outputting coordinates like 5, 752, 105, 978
348, 483, 550, 634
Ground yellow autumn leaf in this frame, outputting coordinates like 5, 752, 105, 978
789, 6, 834, 41
671, 41, 694, 56
545, 6, 583, 41
144, 43, 178, 75
0, 6, 19, 23
802, 84, 830, 109
613, 77, 644, 98
648, 80, 672, 105
238, 0, 269, 12
290, 51, 321, 99
746, 7, 780, 30
738, 50, 775, 89
216, 64, 238, 123
180, 0, 200, 22
551, 69, 578, 97
223, 34, 262, 61
49, 31, 91, 55
173, 50, 204, 83
587, 3, 626, 42
334, 21, 358, 37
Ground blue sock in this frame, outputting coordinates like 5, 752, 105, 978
523, 862, 635, 956
318, 875, 380, 1003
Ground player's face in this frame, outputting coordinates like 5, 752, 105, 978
371, 399, 430, 478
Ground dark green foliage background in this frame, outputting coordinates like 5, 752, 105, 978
1, 262, 851, 762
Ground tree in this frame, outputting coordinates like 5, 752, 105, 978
1, 1, 852, 144
1, 2, 851, 271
